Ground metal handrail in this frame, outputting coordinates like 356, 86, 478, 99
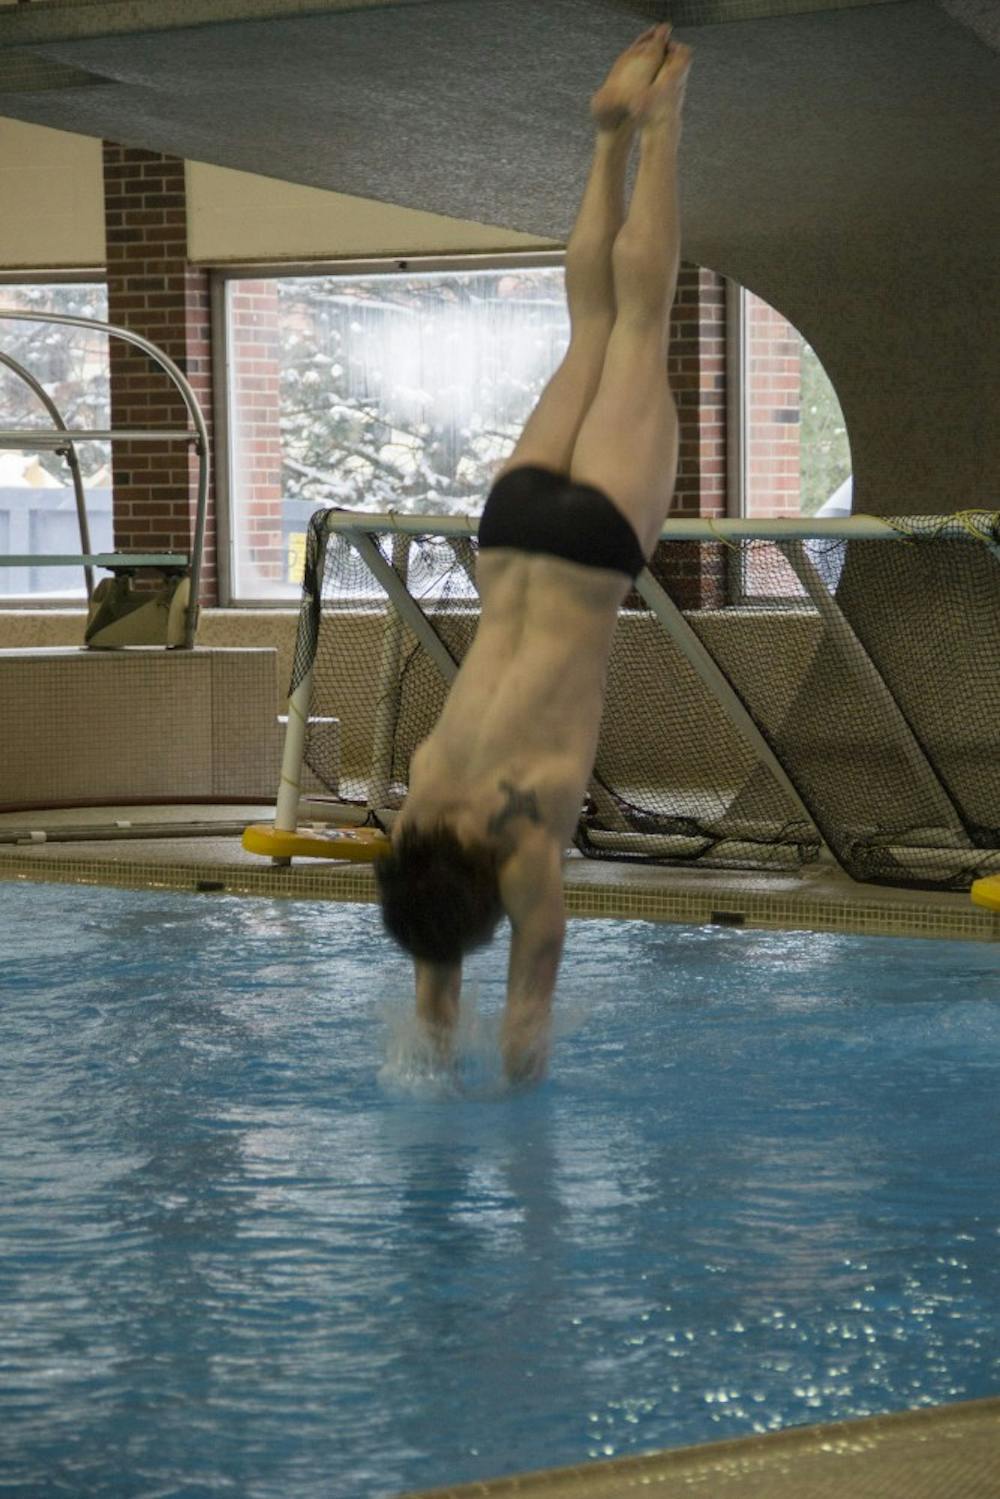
0, 553, 188, 569
0, 429, 201, 447
0, 349, 95, 598
0, 309, 210, 648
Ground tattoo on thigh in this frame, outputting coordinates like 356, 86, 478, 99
488, 780, 542, 836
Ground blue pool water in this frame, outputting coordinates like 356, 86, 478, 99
1, 881, 998, 1498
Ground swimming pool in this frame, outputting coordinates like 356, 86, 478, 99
2, 881, 998, 1497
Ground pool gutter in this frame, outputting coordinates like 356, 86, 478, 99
0, 813, 996, 944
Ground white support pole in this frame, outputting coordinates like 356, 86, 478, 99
275, 667, 313, 834
272, 513, 341, 840
369, 532, 411, 810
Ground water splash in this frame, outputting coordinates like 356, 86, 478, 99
377, 983, 502, 1099
376, 981, 599, 1101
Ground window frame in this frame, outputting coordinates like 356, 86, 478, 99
214, 260, 845, 611
0, 268, 109, 609
725, 277, 746, 525
213, 252, 566, 608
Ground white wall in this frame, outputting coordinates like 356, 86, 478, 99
0, 119, 104, 267
0, 118, 556, 270
185, 160, 555, 262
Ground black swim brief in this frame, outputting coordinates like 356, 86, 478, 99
478, 465, 647, 581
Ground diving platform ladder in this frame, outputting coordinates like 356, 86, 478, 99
0, 309, 209, 648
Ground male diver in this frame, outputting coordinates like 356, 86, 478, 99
376, 25, 691, 1082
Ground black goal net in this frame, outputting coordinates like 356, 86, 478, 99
289, 508, 1000, 891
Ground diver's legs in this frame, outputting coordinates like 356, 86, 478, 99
569, 42, 692, 556
494, 26, 670, 479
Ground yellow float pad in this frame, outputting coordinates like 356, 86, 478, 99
242, 823, 390, 862
970, 874, 1000, 912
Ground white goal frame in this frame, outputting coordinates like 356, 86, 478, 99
274, 508, 1000, 879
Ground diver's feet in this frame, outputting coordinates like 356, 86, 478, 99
590, 23, 672, 130
634, 39, 693, 128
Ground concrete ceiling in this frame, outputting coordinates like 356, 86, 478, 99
0, 0, 997, 514
0, 0, 912, 46
0, 0, 994, 273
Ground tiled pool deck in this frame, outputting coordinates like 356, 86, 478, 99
1, 804, 997, 943
400, 1396, 1000, 1499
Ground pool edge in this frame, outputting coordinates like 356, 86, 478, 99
1, 842, 998, 943
395, 1394, 1000, 1498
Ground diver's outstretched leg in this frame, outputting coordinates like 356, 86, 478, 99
569, 41, 692, 557
495, 25, 671, 479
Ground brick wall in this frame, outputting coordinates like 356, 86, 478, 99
102, 144, 216, 601
640, 262, 727, 610
227, 281, 284, 590
745, 290, 801, 519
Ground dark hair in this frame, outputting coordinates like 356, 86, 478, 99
374, 822, 503, 964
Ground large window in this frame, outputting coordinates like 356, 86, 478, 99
220, 263, 853, 604
0, 280, 110, 600
221, 259, 568, 601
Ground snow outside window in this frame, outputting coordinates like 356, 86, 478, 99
224, 266, 570, 602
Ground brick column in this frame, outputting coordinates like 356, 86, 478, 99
637, 263, 727, 610
102, 144, 216, 602
745, 290, 802, 517
228, 281, 285, 589
740, 290, 803, 597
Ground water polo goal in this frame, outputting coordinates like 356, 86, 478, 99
258, 506, 1000, 891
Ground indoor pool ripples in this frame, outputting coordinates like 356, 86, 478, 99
1, 882, 998, 1497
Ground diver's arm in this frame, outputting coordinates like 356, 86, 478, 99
414, 959, 462, 1060
499, 836, 566, 1084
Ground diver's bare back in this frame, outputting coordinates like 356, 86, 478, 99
409, 547, 631, 849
